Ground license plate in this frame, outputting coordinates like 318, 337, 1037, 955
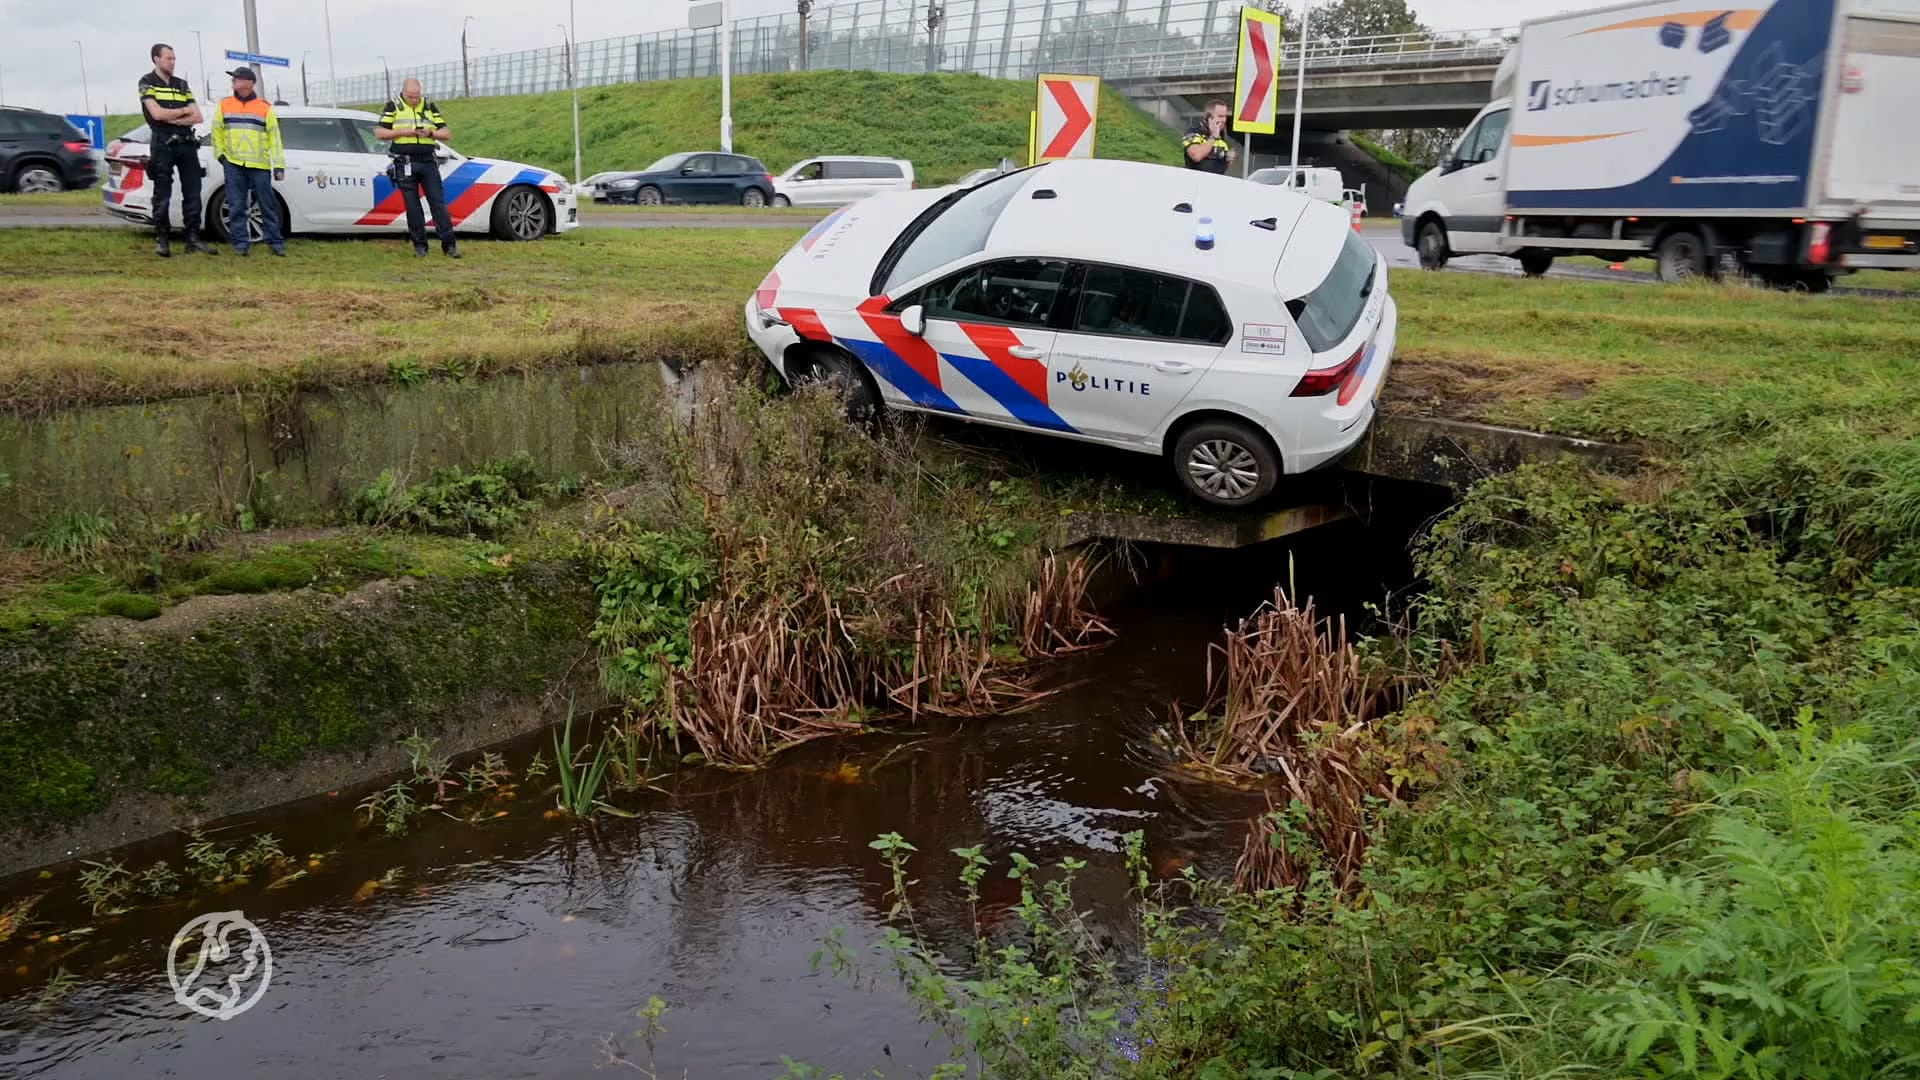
1864, 234, 1908, 251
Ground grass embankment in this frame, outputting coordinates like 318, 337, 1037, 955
9, 225, 1920, 442
0, 226, 801, 413
109, 70, 1177, 184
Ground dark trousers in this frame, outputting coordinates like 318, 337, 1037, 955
221, 161, 283, 253
397, 156, 456, 250
148, 138, 204, 237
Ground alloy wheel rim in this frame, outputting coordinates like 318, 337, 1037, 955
1188, 440, 1260, 500
639, 188, 661, 206
19, 170, 60, 193
507, 190, 542, 239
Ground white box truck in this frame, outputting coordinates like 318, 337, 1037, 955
1399, 0, 1920, 289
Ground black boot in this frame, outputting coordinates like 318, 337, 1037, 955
155, 232, 172, 258
443, 243, 461, 259
185, 232, 217, 255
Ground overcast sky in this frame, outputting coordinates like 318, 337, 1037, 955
1, 0, 1551, 118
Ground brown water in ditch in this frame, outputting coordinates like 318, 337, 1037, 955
0, 509, 1436, 1079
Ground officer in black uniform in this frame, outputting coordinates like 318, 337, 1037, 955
138, 43, 215, 257
1181, 99, 1237, 175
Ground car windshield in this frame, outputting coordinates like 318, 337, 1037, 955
645, 153, 692, 172
880, 174, 1026, 295
1287, 229, 1379, 353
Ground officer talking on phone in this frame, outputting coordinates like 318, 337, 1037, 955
1182, 99, 1237, 174
376, 79, 459, 258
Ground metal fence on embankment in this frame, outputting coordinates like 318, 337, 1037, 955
311, 0, 1513, 106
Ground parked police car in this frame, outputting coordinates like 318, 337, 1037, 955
102, 105, 577, 242
745, 159, 1394, 508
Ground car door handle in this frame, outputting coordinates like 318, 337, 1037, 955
1154, 360, 1194, 374
1008, 345, 1046, 360
1481, 174, 1499, 180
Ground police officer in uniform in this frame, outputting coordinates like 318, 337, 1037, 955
139, 43, 215, 257
376, 79, 459, 258
1181, 99, 1237, 175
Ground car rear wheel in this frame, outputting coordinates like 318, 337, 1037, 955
206, 188, 291, 245
491, 185, 551, 241
772, 194, 791, 207
741, 187, 767, 208
1172, 420, 1280, 509
15, 166, 63, 194
636, 185, 663, 206
1417, 221, 1449, 271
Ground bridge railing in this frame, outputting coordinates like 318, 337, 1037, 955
312, 0, 1514, 108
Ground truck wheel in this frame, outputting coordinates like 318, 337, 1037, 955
1793, 271, 1835, 294
1519, 252, 1554, 278
1417, 221, 1450, 271
1655, 231, 1709, 284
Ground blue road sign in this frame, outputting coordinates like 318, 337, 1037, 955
63, 114, 106, 151
224, 49, 291, 68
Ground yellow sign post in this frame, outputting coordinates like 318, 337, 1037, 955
1028, 110, 1038, 166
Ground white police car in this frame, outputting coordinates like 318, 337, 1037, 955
745, 159, 1394, 508
102, 105, 577, 242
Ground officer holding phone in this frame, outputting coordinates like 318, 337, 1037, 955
1182, 99, 1237, 174
376, 79, 459, 258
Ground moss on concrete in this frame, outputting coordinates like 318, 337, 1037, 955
0, 554, 594, 827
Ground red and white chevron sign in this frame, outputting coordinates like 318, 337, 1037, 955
1234, 6, 1283, 135
1035, 73, 1100, 161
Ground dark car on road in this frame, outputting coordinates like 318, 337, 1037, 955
1, 107, 98, 194
599, 152, 775, 207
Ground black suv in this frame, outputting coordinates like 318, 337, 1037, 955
0, 107, 98, 194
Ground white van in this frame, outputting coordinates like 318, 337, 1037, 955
1248, 166, 1345, 205
772, 156, 916, 207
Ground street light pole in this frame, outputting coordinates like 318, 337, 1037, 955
324, 0, 338, 106
73, 40, 91, 116
1286, 1, 1310, 179
926, 3, 943, 73
192, 31, 209, 102
797, 0, 812, 72
559, 20, 581, 184
461, 16, 475, 99
301, 52, 311, 105
243, 0, 260, 54
377, 56, 391, 100
720, 0, 733, 152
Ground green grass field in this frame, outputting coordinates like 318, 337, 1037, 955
111, 70, 1177, 186
6, 224, 1919, 455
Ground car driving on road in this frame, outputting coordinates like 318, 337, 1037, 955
101, 105, 577, 242
771, 156, 914, 207
599, 152, 775, 207
1, 106, 98, 194
744, 159, 1394, 508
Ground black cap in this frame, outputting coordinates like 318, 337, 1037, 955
226, 66, 257, 82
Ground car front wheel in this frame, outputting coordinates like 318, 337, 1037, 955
789, 347, 880, 425
15, 166, 63, 194
491, 185, 551, 241
636, 185, 664, 206
1172, 420, 1280, 508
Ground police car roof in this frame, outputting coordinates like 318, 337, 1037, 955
984, 159, 1336, 290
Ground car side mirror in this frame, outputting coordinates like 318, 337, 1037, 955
1476, 147, 1496, 164
900, 305, 926, 337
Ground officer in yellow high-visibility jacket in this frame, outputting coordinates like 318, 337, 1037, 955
210, 66, 286, 256
377, 79, 458, 258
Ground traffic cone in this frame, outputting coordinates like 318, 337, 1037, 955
1607, 260, 1626, 271
1350, 205, 1363, 234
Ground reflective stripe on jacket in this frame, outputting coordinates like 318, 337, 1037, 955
377, 99, 446, 154
212, 95, 284, 170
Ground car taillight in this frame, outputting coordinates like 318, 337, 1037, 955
1290, 345, 1365, 397
766, 174, 775, 187
1807, 222, 1833, 265
64, 141, 89, 153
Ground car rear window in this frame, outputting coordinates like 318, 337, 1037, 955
1287, 229, 1378, 353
